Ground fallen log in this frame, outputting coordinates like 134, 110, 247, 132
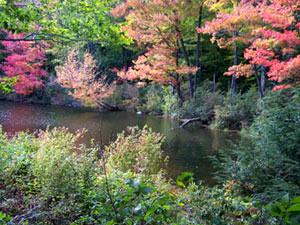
98, 101, 120, 111
179, 117, 202, 128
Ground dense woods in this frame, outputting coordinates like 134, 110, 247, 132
0, 0, 299, 224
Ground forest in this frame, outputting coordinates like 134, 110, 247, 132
0, 0, 299, 224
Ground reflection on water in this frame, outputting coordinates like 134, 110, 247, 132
0, 101, 239, 185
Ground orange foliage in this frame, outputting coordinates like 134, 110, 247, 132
224, 64, 254, 78
111, 0, 197, 86
56, 49, 115, 107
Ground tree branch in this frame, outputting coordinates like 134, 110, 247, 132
0, 32, 96, 43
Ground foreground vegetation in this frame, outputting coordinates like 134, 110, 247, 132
0, 126, 270, 224
1, 88, 300, 224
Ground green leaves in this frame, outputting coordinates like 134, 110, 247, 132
0, 0, 129, 46
0, 77, 16, 94
268, 194, 300, 224
0, 211, 13, 223
176, 172, 194, 188
125, 178, 153, 195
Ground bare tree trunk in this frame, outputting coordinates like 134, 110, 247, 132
194, 4, 203, 93
176, 39, 183, 107
253, 64, 264, 99
230, 31, 238, 96
179, 36, 194, 98
213, 71, 216, 92
170, 84, 174, 95
261, 64, 266, 93
176, 78, 183, 107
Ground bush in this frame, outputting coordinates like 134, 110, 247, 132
180, 80, 222, 122
267, 194, 300, 225
105, 82, 140, 111
0, 125, 286, 224
31, 127, 98, 198
0, 127, 100, 223
138, 84, 164, 114
0, 128, 38, 199
75, 171, 176, 225
251, 88, 300, 161
176, 183, 271, 225
213, 88, 300, 204
214, 88, 259, 130
104, 126, 167, 176
162, 92, 181, 119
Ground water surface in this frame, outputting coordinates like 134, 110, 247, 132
0, 101, 238, 185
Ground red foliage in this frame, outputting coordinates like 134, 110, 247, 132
1, 31, 48, 95
200, 0, 300, 90
244, 0, 300, 89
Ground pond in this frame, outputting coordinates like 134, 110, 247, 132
0, 101, 239, 185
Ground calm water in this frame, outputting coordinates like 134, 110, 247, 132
0, 101, 238, 185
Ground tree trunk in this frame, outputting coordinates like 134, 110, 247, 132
261, 64, 266, 93
231, 31, 238, 96
180, 117, 202, 128
194, 4, 203, 93
179, 36, 194, 98
253, 64, 264, 99
213, 71, 216, 92
176, 79, 183, 107
170, 84, 174, 95
175, 39, 183, 107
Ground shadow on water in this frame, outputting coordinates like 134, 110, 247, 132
0, 101, 239, 185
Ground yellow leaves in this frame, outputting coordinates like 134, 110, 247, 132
206, 0, 236, 12
97, 175, 103, 183
225, 64, 254, 78
223, 179, 240, 193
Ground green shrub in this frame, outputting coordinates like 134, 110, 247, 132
251, 88, 300, 162
213, 87, 300, 204
267, 194, 300, 225
0, 211, 13, 224
162, 93, 181, 119
75, 171, 176, 225
0, 125, 287, 224
104, 126, 167, 176
31, 127, 98, 198
215, 88, 259, 130
141, 84, 164, 114
180, 80, 222, 122
105, 82, 140, 111
176, 183, 271, 225
0, 128, 38, 195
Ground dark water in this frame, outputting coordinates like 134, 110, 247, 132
0, 101, 239, 185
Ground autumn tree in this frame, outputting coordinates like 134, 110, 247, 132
201, 0, 300, 95
242, 0, 300, 91
0, 31, 48, 95
56, 49, 115, 108
198, 0, 261, 94
112, 0, 197, 99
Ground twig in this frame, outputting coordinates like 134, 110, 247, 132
10, 206, 49, 224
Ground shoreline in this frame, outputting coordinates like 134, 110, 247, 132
0, 98, 242, 134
